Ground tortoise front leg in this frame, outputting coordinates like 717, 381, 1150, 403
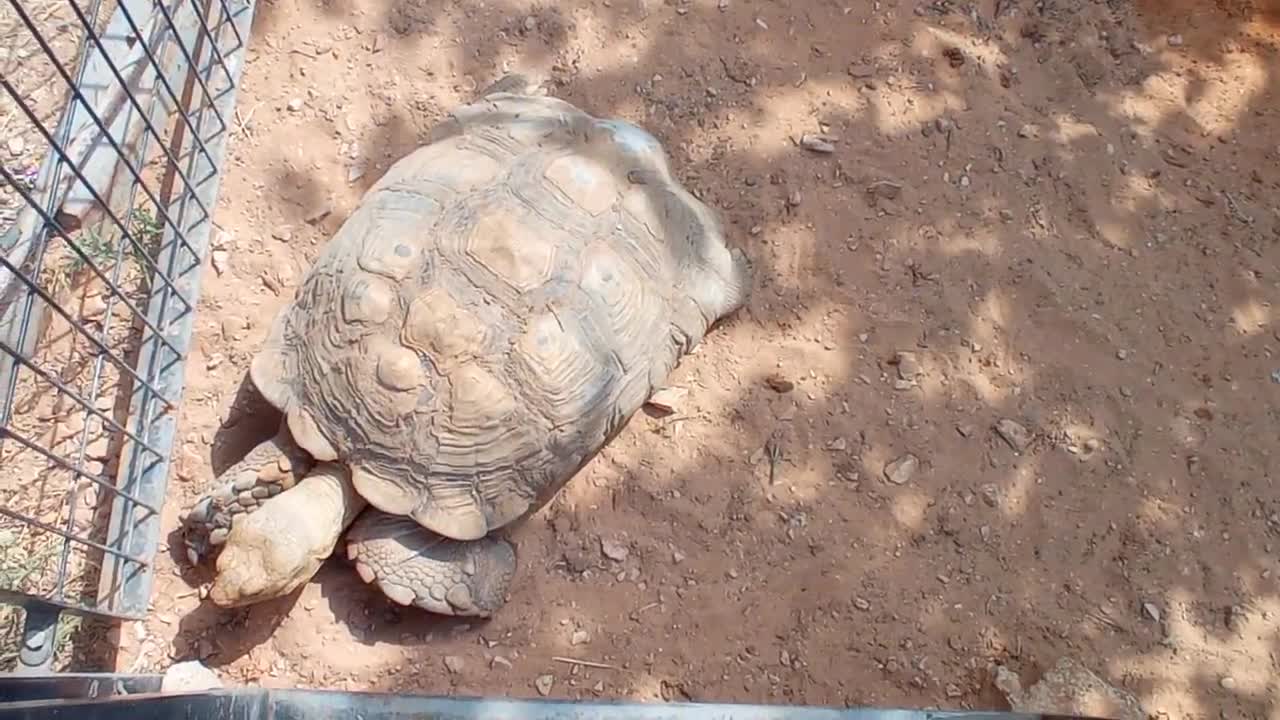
209, 462, 367, 607
181, 423, 314, 566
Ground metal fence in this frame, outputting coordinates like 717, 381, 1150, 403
0, 0, 252, 672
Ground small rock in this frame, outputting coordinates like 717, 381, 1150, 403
786, 189, 802, 208
286, 98, 304, 112
7, 137, 26, 156
799, 133, 837, 154
999, 209, 1015, 223
491, 656, 512, 670
854, 597, 871, 611
443, 655, 465, 674
600, 537, 629, 562
826, 437, 848, 452
866, 180, 903, 201
979, 483, 1000, 508
1142, 602, 1161, 623
671, 549, 686, 564
205, 354, 224, 371
764, 374, 794, 393
161, 660, 222, 692
1219, 676, 1237, 690
942, 46, 966, 67
884, 453, 919, 485
570, 629, 590, 646
210, 250, 229, 276
995, 418, 1031, 453
645, 386, 687, 415
1017, 123, 1040, 139
535, 674, 554, 696
892, 351, 922, 380
1167, 33, 1184, 47
1116, 349, 1129, 360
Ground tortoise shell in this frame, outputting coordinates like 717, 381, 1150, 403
249, 90, 752, 542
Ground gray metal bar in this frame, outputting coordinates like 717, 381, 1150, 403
96, 0, 257, 619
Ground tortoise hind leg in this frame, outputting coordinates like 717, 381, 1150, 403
181, 424, 313, 566
345, 511, 516, 618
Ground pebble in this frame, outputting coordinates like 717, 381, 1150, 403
884, 453, 919, 485
799, 133, 836, 154
443, 656, 465, 674
893, 351, 922, 379
854, 597, 871, 611
7, 137, 25, 157
600, 537, 629, 562
1219, 676, 1237, 690
161, 660, 222, 692
210, 250, 229, 276
535, 674, 555, 696
765, 374, 795, 393
1167, 33, 1184, 47
491, 656, 512, 670
571, 629, 590, 646
671, 549, 686, 564
1116, 349, 1129, 360
995, 418, 1031, 453
286, 98, 304, 112
1017, 123, 1040, 139
1142, 602, 1161, 623
979, 483, 1000, 508
645, 386, 686, 415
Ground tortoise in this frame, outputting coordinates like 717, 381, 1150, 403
181, 75, 752, 617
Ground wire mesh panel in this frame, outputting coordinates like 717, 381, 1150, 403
0, 0, 253, 672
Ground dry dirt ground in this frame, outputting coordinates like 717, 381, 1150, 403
100, 0, 1280, 716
